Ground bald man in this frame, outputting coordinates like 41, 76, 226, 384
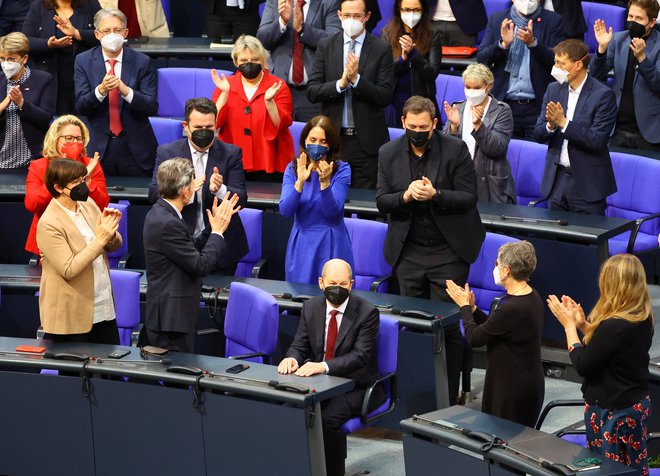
278, 259, 383, 476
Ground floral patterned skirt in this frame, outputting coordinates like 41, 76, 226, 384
585, 395, 651, 476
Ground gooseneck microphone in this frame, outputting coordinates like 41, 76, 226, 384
95, 357, 172, 365
500, 215, 568, 226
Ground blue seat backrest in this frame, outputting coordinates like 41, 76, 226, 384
435, 74, 465, 126
506, 139, 547, 206
477, 0, 512, 45
235, 208, 263, 277
106, 202, 129, 268
149, 117, 184, 145
607, 152, 660, 238
157, 67, 233, 117
388, 127, 404, 140
290, 121, 306, 157
467, 232, 520, 313
109, 269, 140, 346
372, 0, 395, 37
377, 316, 399, 376
581, 1, 626, 52
345, 217, 392, 292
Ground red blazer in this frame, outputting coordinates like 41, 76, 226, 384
24, 156, 110, 255
212, 69, 294, 173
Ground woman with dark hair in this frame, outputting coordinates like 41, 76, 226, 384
381, 0, 442, 127
37, 158, 122, 344
279, 115, 354, 284
22, 0, 101, 114
549, 254, 654, 475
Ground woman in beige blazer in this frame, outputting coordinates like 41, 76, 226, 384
37, 158, 123, 343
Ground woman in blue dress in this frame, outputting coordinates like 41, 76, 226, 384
280, 115, 354, 284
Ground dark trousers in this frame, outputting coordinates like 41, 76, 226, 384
56, 86, 77, 116
290, 85, 321, 123
548, 167, 606, 215
504, 98, 540, 140
432, 20, 477, 47
206, 3, 260, 40
340, 133, 378, 189
0, 0, 29, 35
44, 319, 120, 345
610, 126, 660, 152
143, 327, 196, 354
322, 385, 385, 476
394, 241, 469, 405
103, 133, 150, 177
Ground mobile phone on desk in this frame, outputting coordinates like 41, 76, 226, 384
226, 363, 249, 374
107, 349, 130, 359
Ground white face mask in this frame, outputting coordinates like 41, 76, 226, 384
401, 12, 422, 29
100, 32, 125, 53
464, 88, 488, 106
551, 65, 569, 84
514, 0, 539, 16
493, 266, 504, 287
341, 18, 364, 38
1, 59, 23, 79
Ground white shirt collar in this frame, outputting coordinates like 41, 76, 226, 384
188, 141, 209, 162
343, 29, 366, 45
569, 73, 588, 94
163, 198, 183, 219
325, 296, 350, 316
102, 48, 124, 64
53, 197, 82, 219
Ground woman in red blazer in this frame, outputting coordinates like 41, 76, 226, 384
24, 114, 110, 256
211, 34, 294, 176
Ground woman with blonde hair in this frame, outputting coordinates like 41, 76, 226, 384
24, 114, 109, 256
549, 254, 654, 475
210, 34, 294, 178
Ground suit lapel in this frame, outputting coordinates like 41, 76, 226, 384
425, 132, 442, 186
93, 48, 107, 98
313, 298, 327, 359
357, 34, 373, 75
482, 97, 498, 130
119, 48, 134, 114
305, 0, 321, 27
558, 82, 569, 112
397, 137, 413, 186
336, 34, 345, 77
571, 76, 592, 123
334, 296, 358, 353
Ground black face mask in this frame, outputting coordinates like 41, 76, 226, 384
67, 181, 89, 202
323, 285, 350, 306
627, 20, 648, 40
238, 62, 262, 80
406, 128, 432, 148
190, 128, 214, 149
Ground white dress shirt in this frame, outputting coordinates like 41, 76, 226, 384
53, 200, 115, 324
95, 49, 134, 104
546, 74, 589, 167
433, 0, 456, 21
544, 0, 555, 11
461, 98, 491, 159
321, 297, 349, 372
188, 141, 227, 236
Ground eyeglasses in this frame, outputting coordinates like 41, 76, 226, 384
400, 8, 422, 14
0, 55, 24, 63
97, 28, 126, 35
339, 13, 365, 20
60, 135, 84, 143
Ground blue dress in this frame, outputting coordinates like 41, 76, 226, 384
280, 160, 354, 284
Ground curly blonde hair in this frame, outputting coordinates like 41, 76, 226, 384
42, 115, 90, 160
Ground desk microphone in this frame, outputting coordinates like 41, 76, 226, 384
96, 357, 172, 366
207, 372, 310, 394
500, 215, 568, 226
109, 185, 125, 191
388, 308, 402, 315
272, 292, 293, 300
43, 351, 89, 361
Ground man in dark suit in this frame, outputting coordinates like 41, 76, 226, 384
74, 8, 158, 176
590, 0, 660, 151
257, 0, 342, 122
477, 1, 564, 138
0, 31, 55, 169
534, 39, 617, 215
543, 0, 587, 39
307, 0, 394, 189
202, 0, 262, 41
376, 95, 485, 405
429, 0, 487, 47
148, 97, 248, 275
143, 158, 241, 353
278, 258, 382, 476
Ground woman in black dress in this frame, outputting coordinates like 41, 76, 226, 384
548, 254, 653, 475
446, 240, 545, 426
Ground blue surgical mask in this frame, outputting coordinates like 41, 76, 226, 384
305, 144, 329, 161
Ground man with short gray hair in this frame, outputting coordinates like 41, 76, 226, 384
74, 8, 158, 176
142, 157, 241, 353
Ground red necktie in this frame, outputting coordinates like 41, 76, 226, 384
108, 59, 123, 136
324, 309, 338, 361
292, 0, 306, 85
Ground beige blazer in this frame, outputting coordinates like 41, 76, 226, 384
100, 0, 170, 37
36, 198, 122, 335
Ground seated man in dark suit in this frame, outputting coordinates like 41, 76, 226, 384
429, 0, 487, 47
376, 95, 485, 406
477, 0, 564, 138
307, 0, 394, 189
534, 39, 617, 215
278, 258, 383, 476
74, 8, 158, 176
143, 158, 241, 353
148, 97, 248, 275
257, 0, 342, 122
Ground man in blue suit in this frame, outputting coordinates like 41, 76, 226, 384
143, 158, 241, 353
534, 40, 617, 215
429, 0, 487, 47
589, 0, 660, 151
477, 0, 564, 138
148, 98, 249, 276
257, 0, 342, 122
74, 8, 158, 176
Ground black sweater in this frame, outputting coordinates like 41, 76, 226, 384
570, 317, 653, 409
